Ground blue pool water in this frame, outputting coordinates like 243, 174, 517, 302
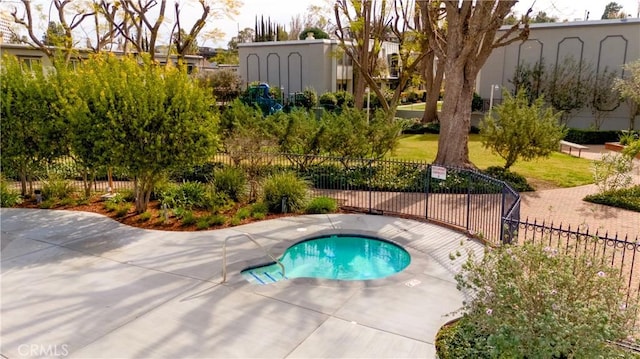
241, 235, 411, 284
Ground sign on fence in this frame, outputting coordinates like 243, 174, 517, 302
431, 165, 447, 180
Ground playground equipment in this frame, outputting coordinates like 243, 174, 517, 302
243, 83, 283, 115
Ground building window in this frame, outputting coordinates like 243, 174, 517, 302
17, 56, 42, 70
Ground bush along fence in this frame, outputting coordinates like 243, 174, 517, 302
505, 217, 640, 343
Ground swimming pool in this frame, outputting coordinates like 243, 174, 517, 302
241, 234, 411, 284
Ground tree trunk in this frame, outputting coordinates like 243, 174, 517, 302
421, 54, 444, 123
434, 63, 475, 169
19, 165, 27, 197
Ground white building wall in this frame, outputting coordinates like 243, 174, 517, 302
239, 39, 340, 97
479, 18, 640, 130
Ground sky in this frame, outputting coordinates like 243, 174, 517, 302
208, 0, 640, 47
1, 0, 638, 49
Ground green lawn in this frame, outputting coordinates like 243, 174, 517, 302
391, 134, 594, 188
397, 102, 442, 111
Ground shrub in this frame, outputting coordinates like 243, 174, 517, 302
564, 128, 619, 144
229, 216, 242, 226
180, 211, 196, 226
104, 201, 119, 212
138, 211, 153, 222
305, 196, 338, 214
334, 90, 354, 108
584, 185, 640, 212
592, 153, 634, 192
59, 197, 76, 206
114, 203, 131, 217
235, 206, 251, 220
619, 130, 639, 146
471, 92, 484, 112
250, 202, 269, 218
42, 175, 75, 200
482, 166, 534, 192
39, 199, 55, 209
480, 89, 566, 169
261, 172, 309, 213
298, 27, 329, 40
451, 243, 638, 358
207, 214, 226, 226
159, 182, 209, 210
196, 217, 211, 230
213, 167, 247, 202
319, 92, 338, 108
0, 177, 22, 207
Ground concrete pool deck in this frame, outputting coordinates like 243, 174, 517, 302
1, 209, 484, 358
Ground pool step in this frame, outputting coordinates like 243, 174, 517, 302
243, 269, 287, 285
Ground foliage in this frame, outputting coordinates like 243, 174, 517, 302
602, 2, 625, 19
334, 90, 354, 108
275, 108, 328, 158
138, 211, 153, 222
591, 67, 621, 129
318, 92, 338, 108
0, 55, 70, 196
436, 319, 491, 359
584, 185, 640, 212
480, 89, 566, 169
482, 166, 534, 192
510, 60, 546, 104
543, 56, 595, 124
564, 128, 620, 144
220, 100, 274, 156
613, 59, 640, 130
453, 243, 637, 358
305, 196, 338, 214
261, 172, 309, 213
592, 153, 634, 192
41, 174, 75, 200
180, 210, 197, 226
69, 53, 218, 213
322, 108, 403, 161
0, 177, 22, 207
213, 167, 247, 202
198, 69, 242, 105
250, 202, 269, 219
114, 203, 131, 218
619, 131, 639, 146
298, 27, 329, 40
471, 92, 483, 112
298, 88, 318, 110
159, 182, 209, 210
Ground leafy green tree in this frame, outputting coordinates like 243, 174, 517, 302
613, 59, 640, 129
601, 2, 625, 19
42, 21, 66, 46
543, 56, 595, 124
73, 54, 218, 213
480, 89, 565, 169
591, 67, 620, 130
450, 243, 638, 358
531, 11, 558, 23
298, 27, 330, 40
198, 69, 242, 105
0, 55, 69, 196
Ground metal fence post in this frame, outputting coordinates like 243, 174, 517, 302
368, 159, 373, 213
425, 165, 431, 220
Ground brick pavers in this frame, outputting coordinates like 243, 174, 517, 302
520, 146, 640, 238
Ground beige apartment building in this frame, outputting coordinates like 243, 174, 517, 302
238, 38, 400, 99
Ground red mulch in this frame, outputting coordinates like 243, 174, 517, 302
14, 196, 299, 232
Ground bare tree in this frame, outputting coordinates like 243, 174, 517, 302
334, 0, 391, 110
421, 0, 530, 168
10, 0, 93, 63
591, 67, 620, 130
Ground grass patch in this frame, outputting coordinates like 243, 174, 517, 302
584, 185, 640, 212
392, 134, 593, 188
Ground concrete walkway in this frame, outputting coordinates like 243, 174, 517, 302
1, 209, 484, 358
520, 145, 640, 238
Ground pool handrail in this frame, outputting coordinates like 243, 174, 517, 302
221, 232, 285, 284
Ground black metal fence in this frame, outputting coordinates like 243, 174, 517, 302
210, 152, 517, 245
